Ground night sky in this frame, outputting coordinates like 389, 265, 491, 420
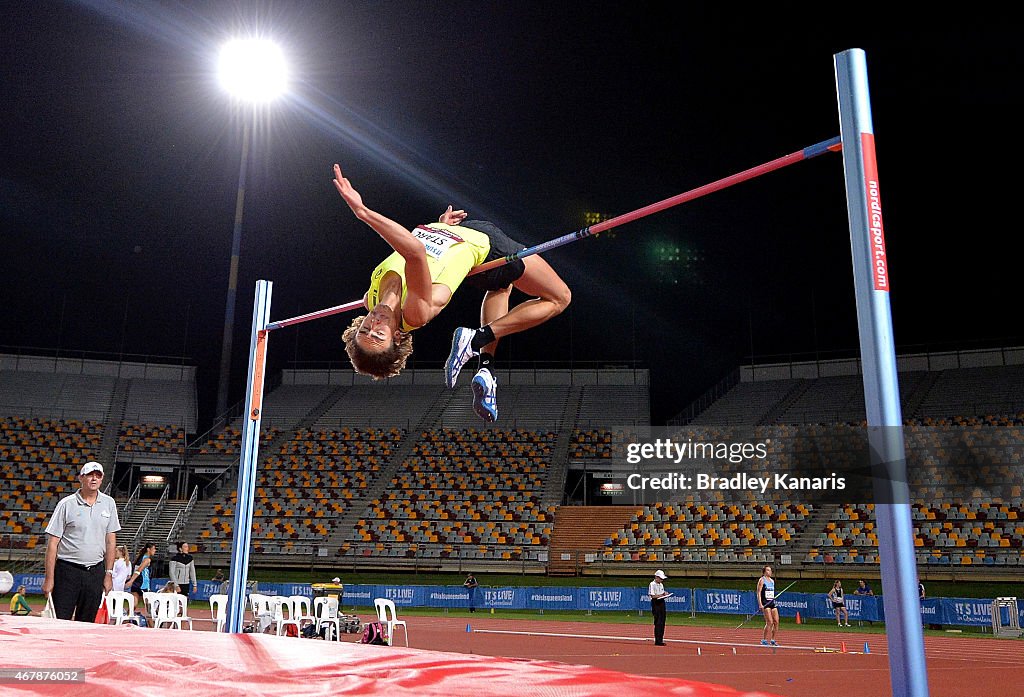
2, 3, 1020, 428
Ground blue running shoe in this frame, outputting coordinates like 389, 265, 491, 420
445, 327, 478, 388
770, 640, 778, 647
760, 639, 769, 646
471, 368, 497, 422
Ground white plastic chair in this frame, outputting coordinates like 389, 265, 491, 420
147, 594, 165, 624
151, 593, 193, 630
248, 593, 271, 618
248, 593, 274, 633
172, 593, 194, 630
313, 596, 341, 641
209, 594, 228, 632
289, 595, 316, 630
105, 591, 139, 626
271, 595, 300, 636
374, 598, 408, 646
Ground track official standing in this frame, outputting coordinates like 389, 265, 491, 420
649, 569, 670, 646
42, 461, 120, 621
464, 573, 479, 613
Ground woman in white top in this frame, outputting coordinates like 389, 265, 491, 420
111, 545, 132, 592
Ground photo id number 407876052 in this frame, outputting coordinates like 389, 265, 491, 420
0, 668, 85, 683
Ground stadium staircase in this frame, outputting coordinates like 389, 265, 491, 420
327, 387, 457, 551
291, 386, 350, 430
757, 380, 812, 426
98, 378, 130, 477
546, 506, 641, 576
785, 502, 840, 563
178, 500, 219, 548
541, 386, 584, 506
120, 499, 158, 548
146, 499, 189, 548
899, 370, 944, 419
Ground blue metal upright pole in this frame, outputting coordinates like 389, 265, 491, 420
225, 279, 272, 633
835, 48, 929, 697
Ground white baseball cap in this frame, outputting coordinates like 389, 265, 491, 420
332, 577, 341, 583
654, 569, 668, 579
80, 461, 104, 476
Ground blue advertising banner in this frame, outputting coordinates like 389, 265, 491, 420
773, 591, 814, 619
339, 584, 375, 606
13, 574, 43, 595
918, 598, 943, 625
11, 573, 1021, 627
426, 587, 473, 608
375, 585, 426, 607
522, 588, 579, 611
694, 588, 758, 615
938, 597, 1018, 627
773, 592, 881, 622
583, 588, 633, 611
478, 587, 519, 609
638, 588, 691, 613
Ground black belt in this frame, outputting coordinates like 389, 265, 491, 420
57, 558, 104, 571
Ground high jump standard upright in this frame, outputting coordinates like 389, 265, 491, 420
835, 48, 928, 697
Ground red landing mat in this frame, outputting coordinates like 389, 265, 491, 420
0, 616, 782, 696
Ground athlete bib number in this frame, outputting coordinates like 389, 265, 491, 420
413, 226, 463, 259
764, 589, 775, 601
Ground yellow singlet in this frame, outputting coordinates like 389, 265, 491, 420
366, 223, 491, 332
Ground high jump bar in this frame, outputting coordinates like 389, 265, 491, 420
264, 135, 841, 331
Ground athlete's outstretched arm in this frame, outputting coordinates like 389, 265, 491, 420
332, 164, 434, 315
333, 165, 425, 261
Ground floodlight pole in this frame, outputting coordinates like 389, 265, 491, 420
224, 279, 272, 633
836, 48, 929, 697
216, 115, 253, 419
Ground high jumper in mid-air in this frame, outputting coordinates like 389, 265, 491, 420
331, 163, 571, 422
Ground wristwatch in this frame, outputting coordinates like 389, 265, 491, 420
105, 570, 114, 574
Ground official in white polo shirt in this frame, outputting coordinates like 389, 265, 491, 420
648, 569, 671, 646
42, 461, 121, 621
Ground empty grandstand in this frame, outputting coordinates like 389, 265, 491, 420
2, 346, 1022, 585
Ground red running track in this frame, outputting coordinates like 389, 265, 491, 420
418, 615, 1024, 697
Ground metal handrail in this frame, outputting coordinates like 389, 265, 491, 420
121, 484, 141, 518
165, 511, 182, 545
130, 508, 152, 553
166, 486, 199, 543
153, 485, 169, 516
202, 460, 239, 499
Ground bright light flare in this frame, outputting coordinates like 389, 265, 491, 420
218, 38, 288, 102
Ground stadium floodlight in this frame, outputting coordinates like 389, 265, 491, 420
217, 38, 288, 103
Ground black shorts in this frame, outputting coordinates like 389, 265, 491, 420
459, 220, 527, 292
763, 601, 776, 610
832, 601, 845, 609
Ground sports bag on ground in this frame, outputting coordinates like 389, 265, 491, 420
360, 621, 389, 645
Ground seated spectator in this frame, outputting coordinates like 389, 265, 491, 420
10, 585, 32, 616
854, 579, 874, 596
